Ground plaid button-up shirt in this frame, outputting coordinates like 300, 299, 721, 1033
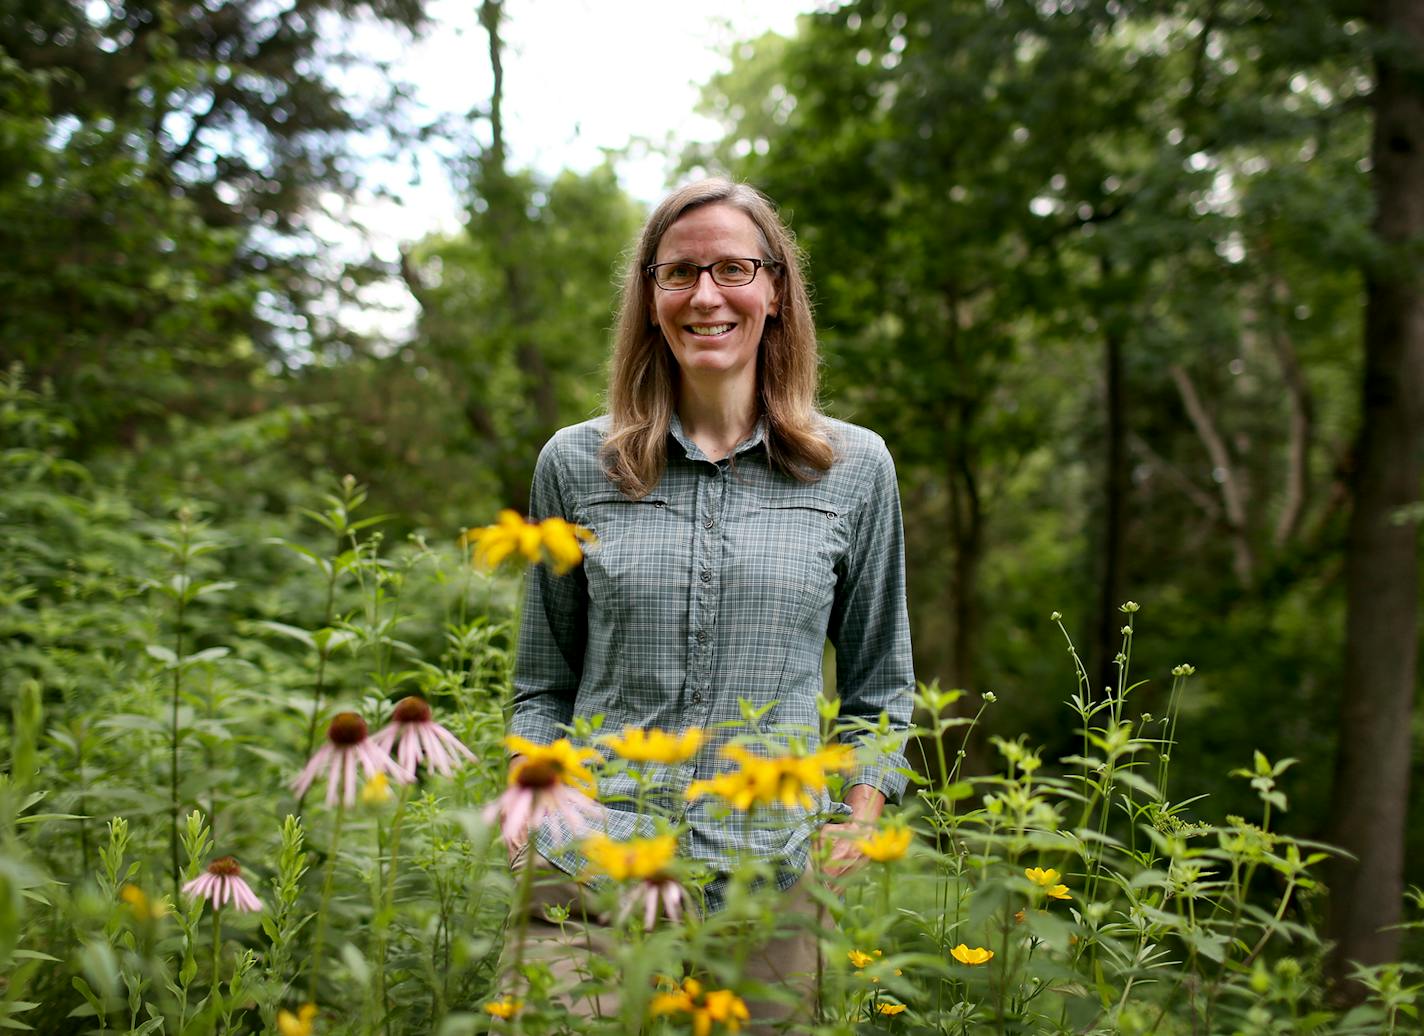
511, 413, 914, 909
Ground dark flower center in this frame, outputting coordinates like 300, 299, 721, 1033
208, 856, 241, 877
391, 696, 432, 725
327, 712, 368, 746
515, 758, 562, 789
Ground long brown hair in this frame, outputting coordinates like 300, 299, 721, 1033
602, 178, 833, 497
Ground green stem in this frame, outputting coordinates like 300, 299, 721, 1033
509, 848, 538, 1036
309, 799, 347, 1003
211, 906, 223, 1028
170, 558, 187, 899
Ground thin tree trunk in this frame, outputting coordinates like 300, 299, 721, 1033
1169, 363, 1255, 583
1265, 278, 1315, 546
1094, 278, 1128, 701
1325, 0, 1424, 998
479, 0, 559, 435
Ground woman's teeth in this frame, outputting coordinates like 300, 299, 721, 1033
689, 323, 733, 336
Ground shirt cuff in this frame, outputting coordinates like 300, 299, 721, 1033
846, 756, 909, 805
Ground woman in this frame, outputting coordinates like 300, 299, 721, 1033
504, 178, 914, 1026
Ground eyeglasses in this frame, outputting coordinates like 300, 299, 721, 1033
645, 257, 779, 291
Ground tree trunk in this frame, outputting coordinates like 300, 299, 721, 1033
1325, 0, 1424, 997
479, 0, 560, 436
1093, 277, 1128, 702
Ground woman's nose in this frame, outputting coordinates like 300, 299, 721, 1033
689, 269, 723, 306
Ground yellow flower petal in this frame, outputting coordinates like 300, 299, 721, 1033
276, 1004, 318, 1036
950, 944, 995, 966
848, 949, 875, 968
483, 997, 523, 1019
1025, 866, 1061, 887
855, 826, 913, 862
601, 727, 704, 764
581, 833, 678, 881
504, 736, 601, 797
360, 772, 392, 805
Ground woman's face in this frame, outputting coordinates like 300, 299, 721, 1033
650, 203, 780, 386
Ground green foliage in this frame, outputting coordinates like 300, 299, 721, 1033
401, 162, 644, 512
686, 0, 1402, 875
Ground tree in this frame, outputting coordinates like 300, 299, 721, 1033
0, 0, 431, 447
1326, 0, 1424, 990
398, 0, 642, 514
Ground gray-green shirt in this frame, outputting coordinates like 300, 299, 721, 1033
512, 413, 913, 906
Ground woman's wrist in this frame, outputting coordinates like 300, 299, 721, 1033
843, 783, 886, 825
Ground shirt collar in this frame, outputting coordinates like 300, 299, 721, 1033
668, 411, 766, 463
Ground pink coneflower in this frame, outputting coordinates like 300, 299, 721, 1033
182, 857, 263, 912
292, 712, 413, 807
370, 696, 477, 777
482, 735, 602, 851
625, 879, 684, 930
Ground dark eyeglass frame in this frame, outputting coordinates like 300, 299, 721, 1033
644, 257, 780, 291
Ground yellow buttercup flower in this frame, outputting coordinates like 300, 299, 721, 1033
360, 772, 392, 805
855, 826, 912, 862
877, 1002, 907, 1015
276, 1004, 318, 1036
483, 996, 523, 1020
1026, 866, 1072, 900
601, 727, 705, 764
650, 977, 749, 1035
461, 511, 594, 575
950, 944, 994, 966
582, 834, 678, 881
504, 735, 601, 797
848, 948, 876, 969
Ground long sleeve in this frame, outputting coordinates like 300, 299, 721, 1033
826, 437, 915, 803
508, 435, 587, 745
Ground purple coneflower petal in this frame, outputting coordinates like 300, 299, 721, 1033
341, 748, 359, 806
435, 723, 477, 762
502, 788, 535, 849
419, 726, 452, 775
231, 878, 263, 912
644, 885, 659, 930
292, 743, 335, 798
549, 786, 600, 837
662, 882, 682, 924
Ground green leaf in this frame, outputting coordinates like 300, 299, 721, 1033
255, 621, 316, 649
145, 644, 178, 665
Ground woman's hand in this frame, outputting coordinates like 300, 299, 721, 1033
817, 784, 887, 878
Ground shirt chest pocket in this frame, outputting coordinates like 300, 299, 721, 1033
581, 493, 683, 613
726, 495, 842, 630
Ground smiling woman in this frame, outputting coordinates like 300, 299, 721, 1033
494, 178, 915, 1032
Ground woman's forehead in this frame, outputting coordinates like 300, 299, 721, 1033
655, 204, 763, 259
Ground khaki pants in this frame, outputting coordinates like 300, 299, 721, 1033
497, 845, 824, 1033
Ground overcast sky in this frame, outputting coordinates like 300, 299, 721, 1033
348, 0, 815, 243
329, 0, 816, 338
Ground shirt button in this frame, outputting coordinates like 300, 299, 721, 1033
654, 501, 665, 509
827, 511, 837, 520
695, 630, 708, 644
700, 569, 711, 583
692, 691, 704, 704
703, 518, 715, 529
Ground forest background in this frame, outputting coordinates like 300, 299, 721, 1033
3, 0, 1422, 1003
